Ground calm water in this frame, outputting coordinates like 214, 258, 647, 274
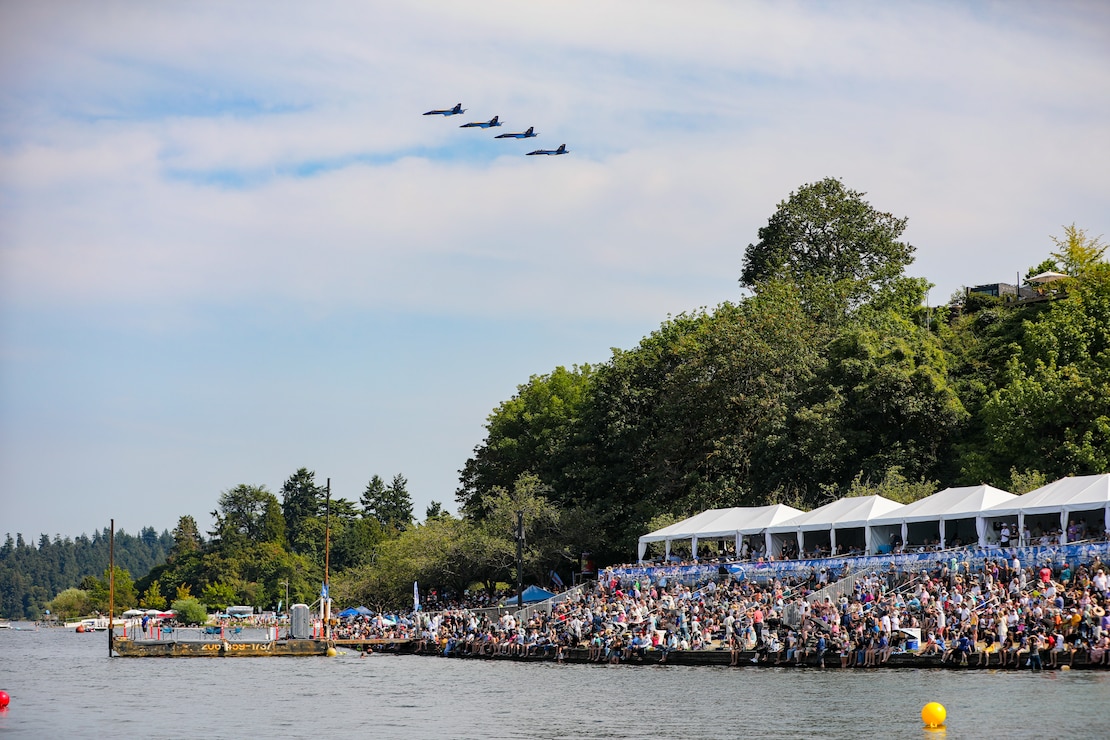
1, 626, 1108, 738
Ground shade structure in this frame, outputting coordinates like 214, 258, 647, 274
981, 474, 1110, 545
765, 496, 905, 556
1027, 270, 1069, 284
867, 484, 1016, 551
637, 505, 804, 561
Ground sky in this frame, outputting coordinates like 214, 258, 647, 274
2, 1, 1109, 542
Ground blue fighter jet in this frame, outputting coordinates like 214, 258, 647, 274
460, 115, 502, 129
423, 103, 465, 116
526, 144, 568, 156
495, 126, 537, 139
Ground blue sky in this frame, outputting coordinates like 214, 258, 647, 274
2, 1, 1109, 540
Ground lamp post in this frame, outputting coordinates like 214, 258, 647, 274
515, 511, 524, 610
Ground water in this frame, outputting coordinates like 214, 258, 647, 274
1, 627, 1108, 738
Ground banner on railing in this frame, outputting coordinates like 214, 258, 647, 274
609, 542, 1110, 587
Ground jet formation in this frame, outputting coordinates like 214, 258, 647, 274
424, 104, 569, 157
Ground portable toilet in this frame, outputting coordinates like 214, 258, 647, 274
290, 604, 312, 639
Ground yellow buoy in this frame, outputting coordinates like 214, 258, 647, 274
326, 646, 337, 657
1060, 665, 1071, 671
921, 702, 946, 727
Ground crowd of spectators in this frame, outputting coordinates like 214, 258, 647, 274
332, 551, 1110, 670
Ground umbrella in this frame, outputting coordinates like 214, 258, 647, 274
1027, 271, 1068, 284
122, 609, 145, 618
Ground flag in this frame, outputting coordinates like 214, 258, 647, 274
413, 581, 421, 611
277, 600, 283, 613
321, 582, 329, 599
550, 570, 565, 589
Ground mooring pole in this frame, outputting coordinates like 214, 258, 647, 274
109, 518, 115, 657
324, 478, 331, 640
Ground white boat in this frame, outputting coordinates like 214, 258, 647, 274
0, 622, 12, 629
65, 617, 111, 631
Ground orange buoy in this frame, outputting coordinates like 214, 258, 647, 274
0, 690, 10, 708
75, 624, 86, 633
921, 702, 946, 727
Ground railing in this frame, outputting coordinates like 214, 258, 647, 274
513, 582, 590, 623
115, 625, 283, 642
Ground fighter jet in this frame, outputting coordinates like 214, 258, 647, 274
460, 115, 502, 129
423, 103, 465, 116
494, 126, 537, 139
526, 144, 569, 156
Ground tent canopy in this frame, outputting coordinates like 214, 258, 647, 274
768, 496, 904, 532
517, 585, 556, 603
984, 475, 1110, 517
639, 505, 804, 543
868, 485, 1016, 526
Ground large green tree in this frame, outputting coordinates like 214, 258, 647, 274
361, 474, 414, 531
457, 365, 594, 517
741, 177, 915, 321
281, 468, 325, 553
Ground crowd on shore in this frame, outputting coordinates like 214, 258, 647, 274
330, 551, 1110, 670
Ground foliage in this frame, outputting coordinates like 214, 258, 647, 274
139, 580, 167, 610
1009, 468, 1047, 495
841, 467, 938, 505
281, 468, 325, 553
740, 177, 915, 321
457, 365, 595, 518
46, 588, 91, 620
0, 527, 172, 619
1050, 223, 1107, 278
361, 474, 414, 531
171, 597, 208, 626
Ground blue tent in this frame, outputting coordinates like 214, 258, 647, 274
355, 606, 373, 616
518, 585, 556, 603
336, 607, 360, 618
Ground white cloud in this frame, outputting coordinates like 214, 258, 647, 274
2, 0, 1109, 536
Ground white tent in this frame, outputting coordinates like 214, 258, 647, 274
867, 484, 1016, 552
765, 495, 905, 557
637, 505, 804, 562
981, 474, 1110, 545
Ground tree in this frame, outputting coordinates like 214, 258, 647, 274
425, 501, 446, 520
1050, 223, 1107, 278
171, 516, 202, 557
46, 588, 91, 620
777, 312, 968, 501
955, 251, 1110, 485
362, 474, 414, 531
282, 468, 324, 553
457, 365, 595, 517
741, 178, 915, 321
170, 597, 208, 625
210, 485, 279, 545
139, 581, 167, 610
360, 475, 386, 518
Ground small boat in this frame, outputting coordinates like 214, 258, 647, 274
0, 622, 11, 629
66, 617, 111, 632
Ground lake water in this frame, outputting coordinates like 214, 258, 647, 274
1, 626, 1108, 738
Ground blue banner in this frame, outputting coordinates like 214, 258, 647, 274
610, 542, 1110, 587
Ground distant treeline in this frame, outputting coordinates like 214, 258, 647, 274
0, 528, 173, 619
